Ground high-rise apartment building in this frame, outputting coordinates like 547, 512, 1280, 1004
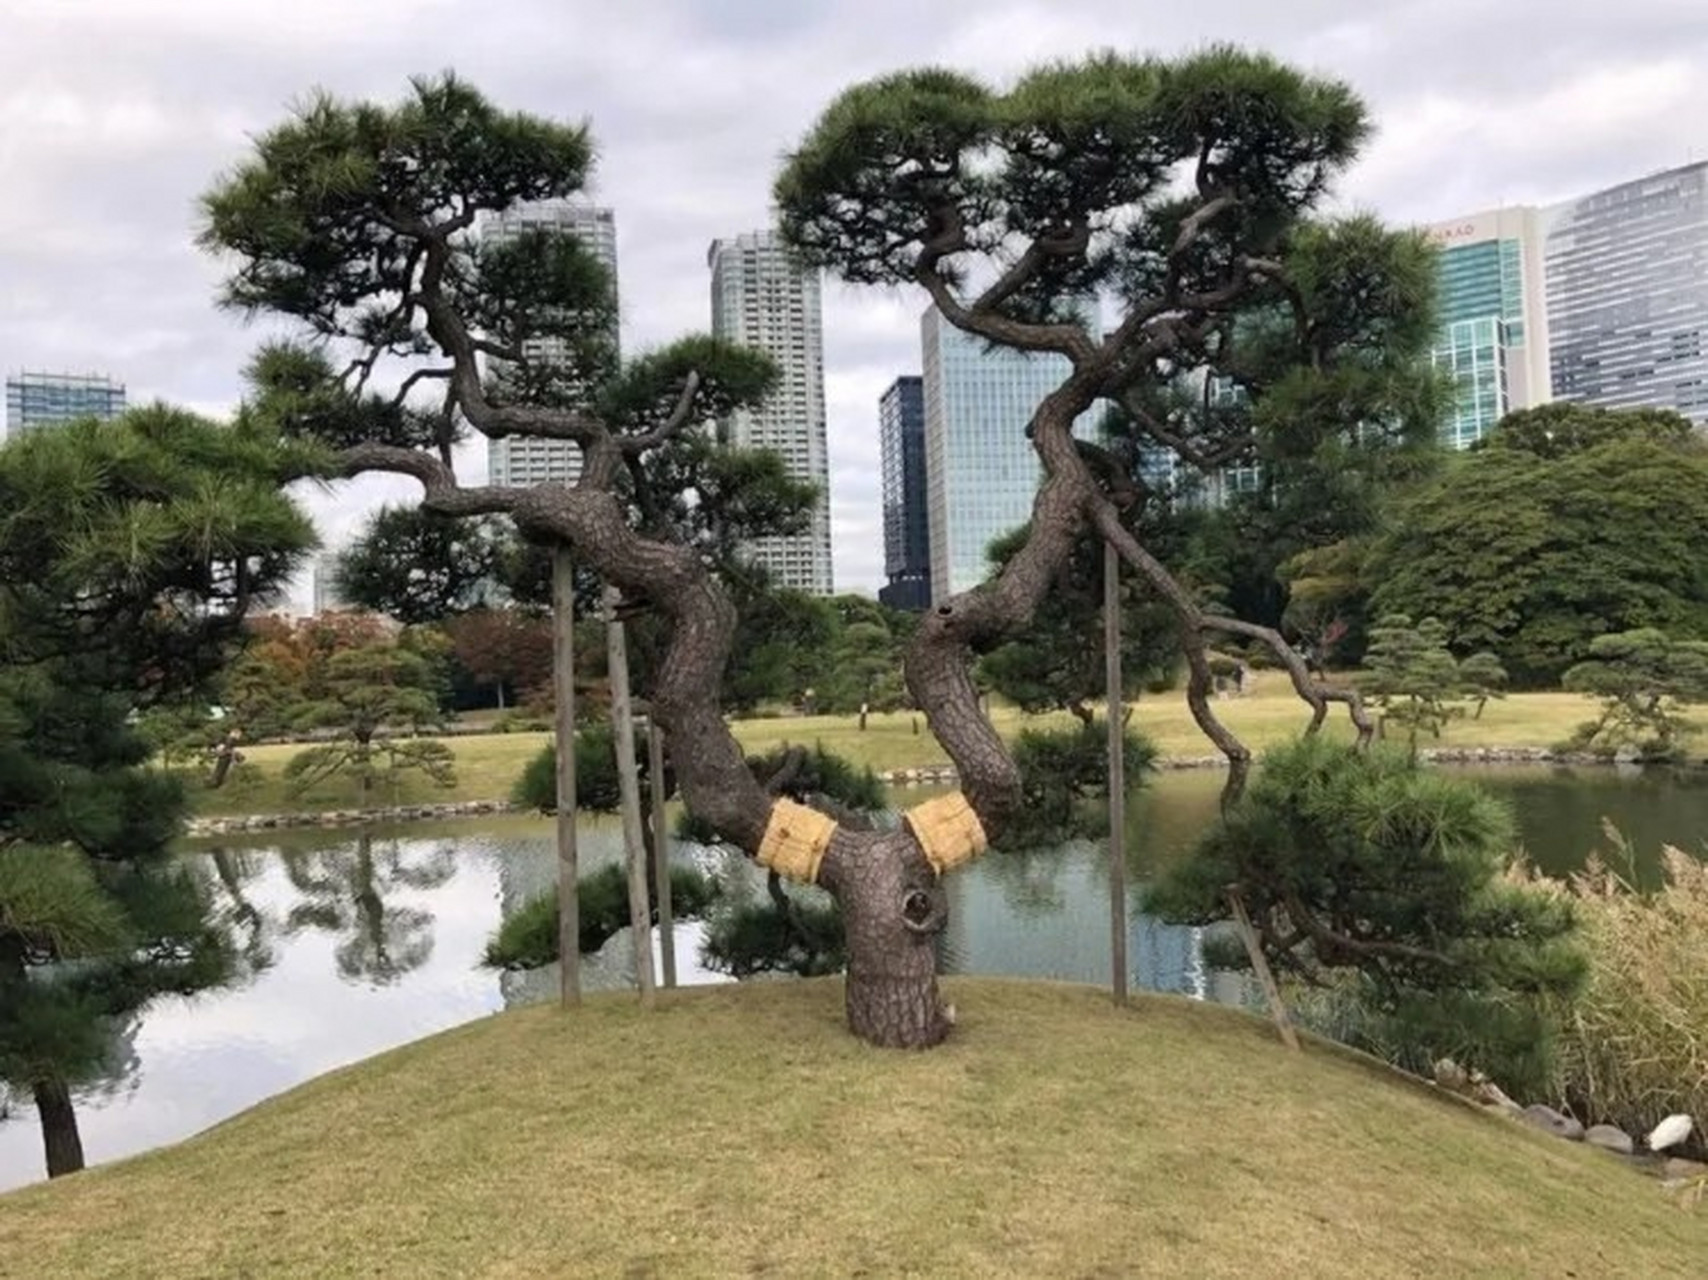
877, 376, 930, 612
921, 307, 1099, 602
311, 552, 350, 615
481, 200, 618, 487
1424, 208, 1552, 449
708, 230, 833, 596
1544, 161, 1708, 424
4, 371, 126, 438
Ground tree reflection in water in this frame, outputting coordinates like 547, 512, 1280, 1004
207, 847, 276, 979
280, 831, 456, 985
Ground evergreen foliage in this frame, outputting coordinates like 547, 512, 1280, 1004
1368, 405, 1708, 686
0, 407, 312, 1176
1561, 629, 1708, 759
1362, 614, 1507, 754
1002, 722, 1158, 849
482, 863, 722, 969
281, 631, 457, 804
1146, 737, 1585, 1093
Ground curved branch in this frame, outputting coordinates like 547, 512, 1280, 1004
1279, 887, 1455, 970
903, 374, 1103, 838
1203, 615, 1373, 746
914, 267, 1096, 361
338, 445, 523, 517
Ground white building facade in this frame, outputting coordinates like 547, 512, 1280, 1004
708, 230, 833, 595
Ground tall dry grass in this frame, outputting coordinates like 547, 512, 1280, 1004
1546, 827, 1708, 1146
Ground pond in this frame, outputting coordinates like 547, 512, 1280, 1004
3, 762, 1705, 1192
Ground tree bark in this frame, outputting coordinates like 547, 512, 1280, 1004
34, 1077, 85, 1178
604, 585, 655, 1006
552, 548, 580, 1008
819, 830, 953, 1049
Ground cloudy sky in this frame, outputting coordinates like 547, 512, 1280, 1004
3, 0, 1704, 600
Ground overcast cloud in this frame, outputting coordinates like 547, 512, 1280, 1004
3, 0, 1705, 601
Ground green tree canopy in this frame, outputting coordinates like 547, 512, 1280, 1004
1146, 737, 1584, 1093
0, 407, 313, 1178
1368, 405, 1708, 686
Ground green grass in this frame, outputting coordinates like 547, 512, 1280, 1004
0, 980, 1700, 1276
191, 675, 1643, 818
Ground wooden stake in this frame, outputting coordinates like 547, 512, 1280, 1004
1105, 539, 1129, 1006
605, 585, 656, 1006
1227, 889, 1300, 1052
648, 718, 676, 988
551, 548, 580, 1009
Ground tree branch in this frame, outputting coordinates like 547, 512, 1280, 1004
620, 371, 703, 455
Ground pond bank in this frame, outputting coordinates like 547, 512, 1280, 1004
184, 744, 1662, 836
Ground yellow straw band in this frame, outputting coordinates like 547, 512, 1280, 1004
755, 798, 838, 884
904, 792, 988, 874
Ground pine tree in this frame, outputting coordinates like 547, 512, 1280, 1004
0, 407, 313, 1178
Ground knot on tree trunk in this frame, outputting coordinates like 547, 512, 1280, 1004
822, 828, 953, 1049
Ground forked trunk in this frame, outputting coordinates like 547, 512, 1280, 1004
35, 1078, 85, 1178
821, 830, 952, 1049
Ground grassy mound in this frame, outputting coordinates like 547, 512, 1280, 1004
2, 981, 1701, 1276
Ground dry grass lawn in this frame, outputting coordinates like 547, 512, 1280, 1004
0, 980, 1701, 1277
196, 676, 1639, 817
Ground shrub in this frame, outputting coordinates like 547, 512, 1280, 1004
483, 863, 721, 968
675, 742, 886, 845
1146, 736, 1585, 1094
510, 723, 637, 813
999, 721, 1156, 849
700, 895, 845, 979
1546, 838, 1708, 1147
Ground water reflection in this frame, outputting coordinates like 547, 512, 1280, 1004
280, 834, 456, 985
3, 763, 1705, 1192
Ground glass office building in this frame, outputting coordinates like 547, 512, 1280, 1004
921, 307, 1098, 602
709, 230, 833, 595
1425, 208, 1551, 449
1545, 161, 1708, 423
877, 375, 930, 612
4, 371, 126, 437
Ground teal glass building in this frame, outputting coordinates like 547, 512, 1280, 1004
1426, 208, 1551, 449
4, 371, 126, 438
921, 307, 1098, 601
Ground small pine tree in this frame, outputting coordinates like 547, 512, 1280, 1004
1145, 737, 1584, 1094
1563, 629, 1708, 759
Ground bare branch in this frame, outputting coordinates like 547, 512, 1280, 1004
1203, 615, 1374, 745
338, 444, 522, 518
390, 366, 455, 409
916, 268, 1096, 360
620, 370, 703, 455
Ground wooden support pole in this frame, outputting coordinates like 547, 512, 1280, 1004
605, 585, 656, 1006
1105, 540, 1129, 1006
648, 718, 676, 988
551, 548, 580, 1009
1227, 889, 1300, 1052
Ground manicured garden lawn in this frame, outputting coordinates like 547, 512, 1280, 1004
1, 980, 1699, 1276
194, 675, 1633, 816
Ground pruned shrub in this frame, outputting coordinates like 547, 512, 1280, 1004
483, 863, 720, 968
1146, 736, 1585, 1097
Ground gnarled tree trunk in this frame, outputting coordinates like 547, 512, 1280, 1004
819, 830, 952, 1048
34, 1077, 85, 1178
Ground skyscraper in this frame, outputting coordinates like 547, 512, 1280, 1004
1424, 208, 1552, 449
708, 230, 833, 595
481, 200, 618, 487
1544, 161, 1708, 424
4, 371, 126, 438
921, 307, 1097, 602
878, 376, 930, 612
